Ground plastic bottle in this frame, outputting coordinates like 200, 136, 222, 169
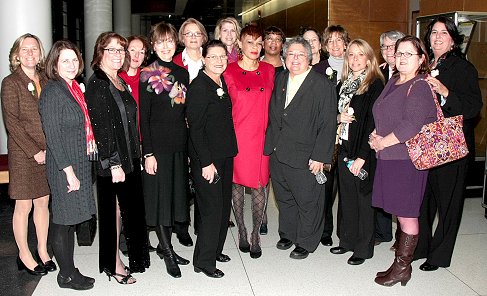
343, 157, 368, 180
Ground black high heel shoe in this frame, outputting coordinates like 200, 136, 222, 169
104, 269, 136, 285
35, 251, 57, 272
16, 256, 47, 276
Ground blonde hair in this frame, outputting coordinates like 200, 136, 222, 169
178, 18, 208, 46
341, 39, 384, 94
214, 17, 241, 44
9, 33, 46, 73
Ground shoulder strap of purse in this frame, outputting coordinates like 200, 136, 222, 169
407, 78, 443, 121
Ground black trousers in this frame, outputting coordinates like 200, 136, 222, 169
336, 152, 375, 259
415, 158, 467, 267
270, 154, 325, 252
96, 159, 150, 273
322, 169, 338, 238
191, 157, 233, 271
375, 208, 393, 242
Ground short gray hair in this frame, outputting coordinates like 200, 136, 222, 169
379, 30, 405, 46
283, 36, 312, 65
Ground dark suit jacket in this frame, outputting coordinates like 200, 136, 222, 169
85, 69, 140, 176
186, 71, 238, 167
380, 66, 391, 83
264, 69, 337, 168
434, 54, 483, 156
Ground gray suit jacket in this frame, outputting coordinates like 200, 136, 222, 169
264, 69, 337, 169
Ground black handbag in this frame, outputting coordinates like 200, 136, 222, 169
75, 215, 97, 246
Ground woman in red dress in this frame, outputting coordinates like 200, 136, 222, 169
223, 25, 274, 258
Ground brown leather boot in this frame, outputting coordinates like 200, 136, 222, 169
375, 230, 418, 287
390, 223, 401, 251
376, 223, 403, 277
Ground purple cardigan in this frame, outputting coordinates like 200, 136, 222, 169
372, 74, 437, 160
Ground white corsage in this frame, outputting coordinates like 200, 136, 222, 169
127, 84, 132, 93
27, 82, 35, 96
325, 67, 334, 80
431, 69, 439, 77
347, 107, 356, 121
79, 83, 86, 93
216, 88, 225, 99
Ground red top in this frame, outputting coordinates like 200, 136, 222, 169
119, 68, 141, 106
223, 61, 275, 188
172, 53, 187, 71
119, 68, 142, 139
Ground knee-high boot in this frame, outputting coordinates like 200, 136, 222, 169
376, 223, 403, 277
155, 226, 181, 278
375, 230, 418, 287
390, 223, 401, 252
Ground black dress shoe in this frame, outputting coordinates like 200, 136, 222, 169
35, 251, 57, 272
75, 268, 95, 285
228, 220, 235, 227
57, 272, 94, 290
173, 252, 190, 265
347, 256, 365, 265
276, 238, 293, 250
250, 247, 262, 259
419, 261, 439, 271
216, 254, 231, 263
320, 236, 333, 246
177, 233, 194, 247
17, 256, 47, 276
330, 246, 348, 254
194, 266, 224, 278
259, 223, 268, 235
290, 246, 309, 259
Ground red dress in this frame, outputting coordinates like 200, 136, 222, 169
223, 62, 275, 188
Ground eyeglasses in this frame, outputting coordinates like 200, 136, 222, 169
206, 55, 228, 61
265, 36, 283, 43
287, 52, 307, 59
327, 38, 344, 44
183, 32, 203, 38
394, 52, 420, 58
104, 48, 125, 54
380, 45, 395, 51
155, 39, 175, 46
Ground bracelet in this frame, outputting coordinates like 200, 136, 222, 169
144, 153, 154, 159
110, 165, 122, 170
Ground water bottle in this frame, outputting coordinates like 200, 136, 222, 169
343, 157, 368, 180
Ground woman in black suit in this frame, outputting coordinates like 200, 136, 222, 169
86, 32, 150, 284
414, 16, 483, 271
40, 40, 96, 290
186, 40, 238, 278
329, 39, 384, 265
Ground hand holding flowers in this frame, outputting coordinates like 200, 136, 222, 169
337, 107, 356, 123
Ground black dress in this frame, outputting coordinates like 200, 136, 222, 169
86, 69, 150, 273
139, 59, 190, 227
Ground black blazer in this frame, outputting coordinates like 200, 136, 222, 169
380, 66, 391, 83
186, 71, 238, 168
85, 69, 140, 176
434, 54, 483, 156
338, 78, 384, 193
264, 69, 337, 168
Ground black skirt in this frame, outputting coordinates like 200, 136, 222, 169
143, 151, 190, 226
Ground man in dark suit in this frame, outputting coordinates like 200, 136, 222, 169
264, 36, 337, 259
375, 30, 405, 246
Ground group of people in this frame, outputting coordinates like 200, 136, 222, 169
1, 14, 482, 290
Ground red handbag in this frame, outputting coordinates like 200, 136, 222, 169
405, 79, 468, 170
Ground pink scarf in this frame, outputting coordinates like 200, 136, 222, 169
66, 80, 98, 160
